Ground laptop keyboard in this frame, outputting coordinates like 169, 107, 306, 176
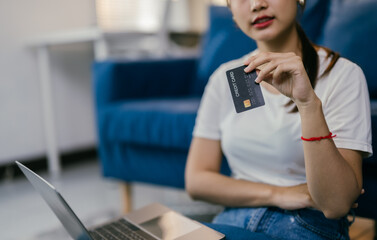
90, 218, 156, 240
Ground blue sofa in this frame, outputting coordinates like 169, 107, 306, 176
93, 0, 377, 234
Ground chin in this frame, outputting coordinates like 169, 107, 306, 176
244, 27, 279, 42
250, 33, 278, 42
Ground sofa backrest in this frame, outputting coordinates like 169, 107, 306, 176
298, 0, 330, 43
193, 6, 256, 96
317, 0, 377, 98
193, 1, 330, 96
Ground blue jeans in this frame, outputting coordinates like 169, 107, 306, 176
212, 207, 351, 240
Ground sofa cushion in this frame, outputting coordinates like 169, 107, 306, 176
355, 162, 377, 219
100, 98, 200, 149
318, 0, 377, 98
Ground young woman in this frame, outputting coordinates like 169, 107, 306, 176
185, 0, 372, 239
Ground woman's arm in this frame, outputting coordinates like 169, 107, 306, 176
299, 98, 362, 219
245, 52, 363, 219
185, 137, 314, 209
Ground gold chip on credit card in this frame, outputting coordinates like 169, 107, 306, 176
243, 99, 251, 108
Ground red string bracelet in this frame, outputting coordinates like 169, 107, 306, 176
301, 132, 336, 141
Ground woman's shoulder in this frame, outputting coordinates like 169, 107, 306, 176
317, 47, 362, 77
316, 47, 367, 98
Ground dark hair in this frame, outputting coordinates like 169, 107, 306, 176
227, 0, 340, 112
286, 18, 340, 112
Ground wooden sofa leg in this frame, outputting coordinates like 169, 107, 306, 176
121, 183, 132, 214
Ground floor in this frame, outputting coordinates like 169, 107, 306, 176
350, 217, 376, 240
0, 159, 375, 240
0, 159, 221, 240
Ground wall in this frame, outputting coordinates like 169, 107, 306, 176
0, 0, 97, 164
0, 0, 209, 166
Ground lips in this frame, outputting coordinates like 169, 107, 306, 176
251, 16, 275, 30
252, 16, 274, 25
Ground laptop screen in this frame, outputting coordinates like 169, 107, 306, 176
16, 161, 93, 240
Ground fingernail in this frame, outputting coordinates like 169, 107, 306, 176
255, 77, 259, 83
244, 67, 249, 72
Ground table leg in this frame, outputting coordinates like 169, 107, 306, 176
94, 37, 108, 61
37, 46, 60, 179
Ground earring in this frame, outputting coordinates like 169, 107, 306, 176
298, 0, 305, 6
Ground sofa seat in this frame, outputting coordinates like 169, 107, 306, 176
100, 97, 201, 150
97, 97, 207, 188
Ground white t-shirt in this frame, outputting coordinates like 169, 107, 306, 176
193, 48, 373, 187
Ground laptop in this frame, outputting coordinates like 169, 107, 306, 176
16, 161, 225, 240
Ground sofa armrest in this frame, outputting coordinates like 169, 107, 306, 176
366, 99, 377, 166
93, 57, 198, 107
370, 99, 377, 116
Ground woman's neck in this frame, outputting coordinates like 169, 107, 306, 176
256, 24, 302, 57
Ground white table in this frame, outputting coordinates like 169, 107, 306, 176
27, 27, 109, 179
28, 27, 171, 179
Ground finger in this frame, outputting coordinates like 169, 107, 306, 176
270, 63, 290, 85
243, 55, 256, 66
352, 203, 358, 208
244, 52, 286, 73
272, 61, 300, 84
255, 57, 292, 83
244, 57, 270, 73
361, 188, 365, 194
257, 73, 274, 85
255, 65, 275, 83
243, 53, 270, 66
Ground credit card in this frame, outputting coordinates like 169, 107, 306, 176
226, 66, 265, 113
